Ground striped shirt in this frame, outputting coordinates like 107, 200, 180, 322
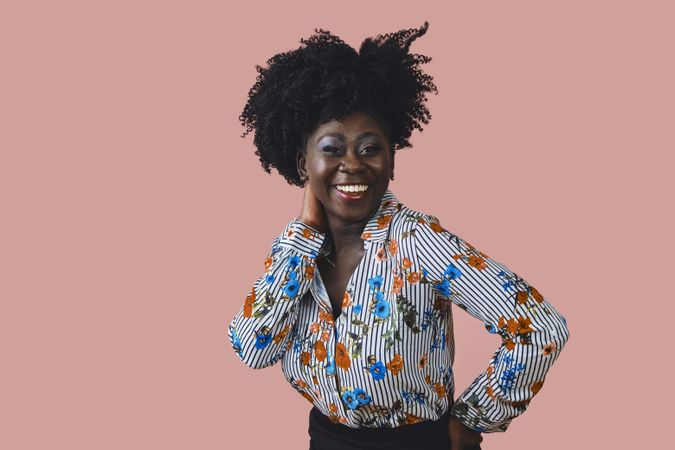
228, 189, 569, 432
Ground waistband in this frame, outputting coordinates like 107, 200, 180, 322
309, 406, 452, 446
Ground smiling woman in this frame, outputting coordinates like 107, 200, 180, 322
228, 21, 569, 450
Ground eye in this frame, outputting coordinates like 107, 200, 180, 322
322, 145, 342, 154
361, 145, 380, 154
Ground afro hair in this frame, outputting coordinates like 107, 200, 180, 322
239, 21, 438, 187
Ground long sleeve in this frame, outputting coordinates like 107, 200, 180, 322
413, 214, 570, 433
228, 219, 325, 369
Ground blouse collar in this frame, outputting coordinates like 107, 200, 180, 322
359, 189, 402, 244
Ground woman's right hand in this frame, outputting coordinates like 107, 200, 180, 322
296, 182, 327, 233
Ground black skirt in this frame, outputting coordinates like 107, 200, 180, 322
308, 406, 477, 450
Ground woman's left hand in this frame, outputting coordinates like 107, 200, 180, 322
448, 415, 483, 449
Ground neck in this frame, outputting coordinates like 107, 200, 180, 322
325, 216, 368, 257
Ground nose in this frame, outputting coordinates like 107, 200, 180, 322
339, 149, 365, 173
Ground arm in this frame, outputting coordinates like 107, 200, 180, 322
414, 215, 570, 433
228, 219, 325, 369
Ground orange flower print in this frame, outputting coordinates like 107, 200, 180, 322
504, 338, 516, 351
361, 231, 372, 240
434, 383, 446, 398
312, 375, 319, 386
542, 342, 557, 356
418, 353, 428, 369
467, 255, 488, 270
342, 292, 351, 309
309, 322, 320, 334
531, 380, 544, 395
386, 353, 404, 376
429, 222, 444, 233
376, 247, 387, 262
305, 264, 314, 280
405, 414, 424, 425
388, 239, 398, 256
314, 340, 327, 362
273, 324, 290, 344
530, 286, 545, 303
407, 272, 420, 284
416, 217, 427, 225
321, 330, 330, 342
517, 315, 534, 334
300, 351, 311, 366
286, 229, 295, 238
377, 214, 392, 229
487, 365, 494, 376
319, 310, 334, 324
301, 391, 313, 403
402, 257, 412, 269
295, 379, 308, 389
243, 288, 255, 318
264, 255, 273, 271
329, 403, 338, 414
515, 291, 529, 305
392, 275, 404, 294
335, 342, 351, 371
486, 385, 496, 399
425, 374, 431, 385
506, 318, 519, 335
302, 228, 312, 239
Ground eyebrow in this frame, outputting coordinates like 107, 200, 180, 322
318, 131, 380, 141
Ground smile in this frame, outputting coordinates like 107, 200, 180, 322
333, 184, 369, 200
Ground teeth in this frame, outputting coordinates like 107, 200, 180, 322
336, 184, 368, 193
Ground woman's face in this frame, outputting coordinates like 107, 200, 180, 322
297, 110, 394, 228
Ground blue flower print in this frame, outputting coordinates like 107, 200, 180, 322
288, 269, 297, 280
283, 277, 300, 298
288, 255, 301, 269
413, 392, 426, 405
353, 388, 372, 406
373, 301, 390, 319
432, 279, 451, 297
342, 390, 360, 410
375, 291, 384, 302
229, 325, 242, 355
255, 330, 272, 349
485, 323, 498, 334
444, 262, 462, 280
325, 356, 335, 375
368, 275, 384, 291
369, 361, 388, 381
265, 274, 275, 284
353, 304, 363, 315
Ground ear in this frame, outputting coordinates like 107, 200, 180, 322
296, 148, 308, 181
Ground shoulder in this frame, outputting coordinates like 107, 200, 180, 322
390, 202, 449, 237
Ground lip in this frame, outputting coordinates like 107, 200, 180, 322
332, 184, 370, 201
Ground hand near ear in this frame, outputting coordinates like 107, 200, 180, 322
296, 181, 328, 234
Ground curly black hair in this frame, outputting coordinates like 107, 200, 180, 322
239, 21, 438, 187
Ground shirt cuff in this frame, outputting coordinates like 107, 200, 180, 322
277, 219, 326, 257
450, 399, 510, 433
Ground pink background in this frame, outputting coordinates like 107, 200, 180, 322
2, 1, 672, 449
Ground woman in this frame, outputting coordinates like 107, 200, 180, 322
229, 22, 569, 450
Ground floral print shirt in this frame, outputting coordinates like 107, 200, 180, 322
228, 189, 569, 432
